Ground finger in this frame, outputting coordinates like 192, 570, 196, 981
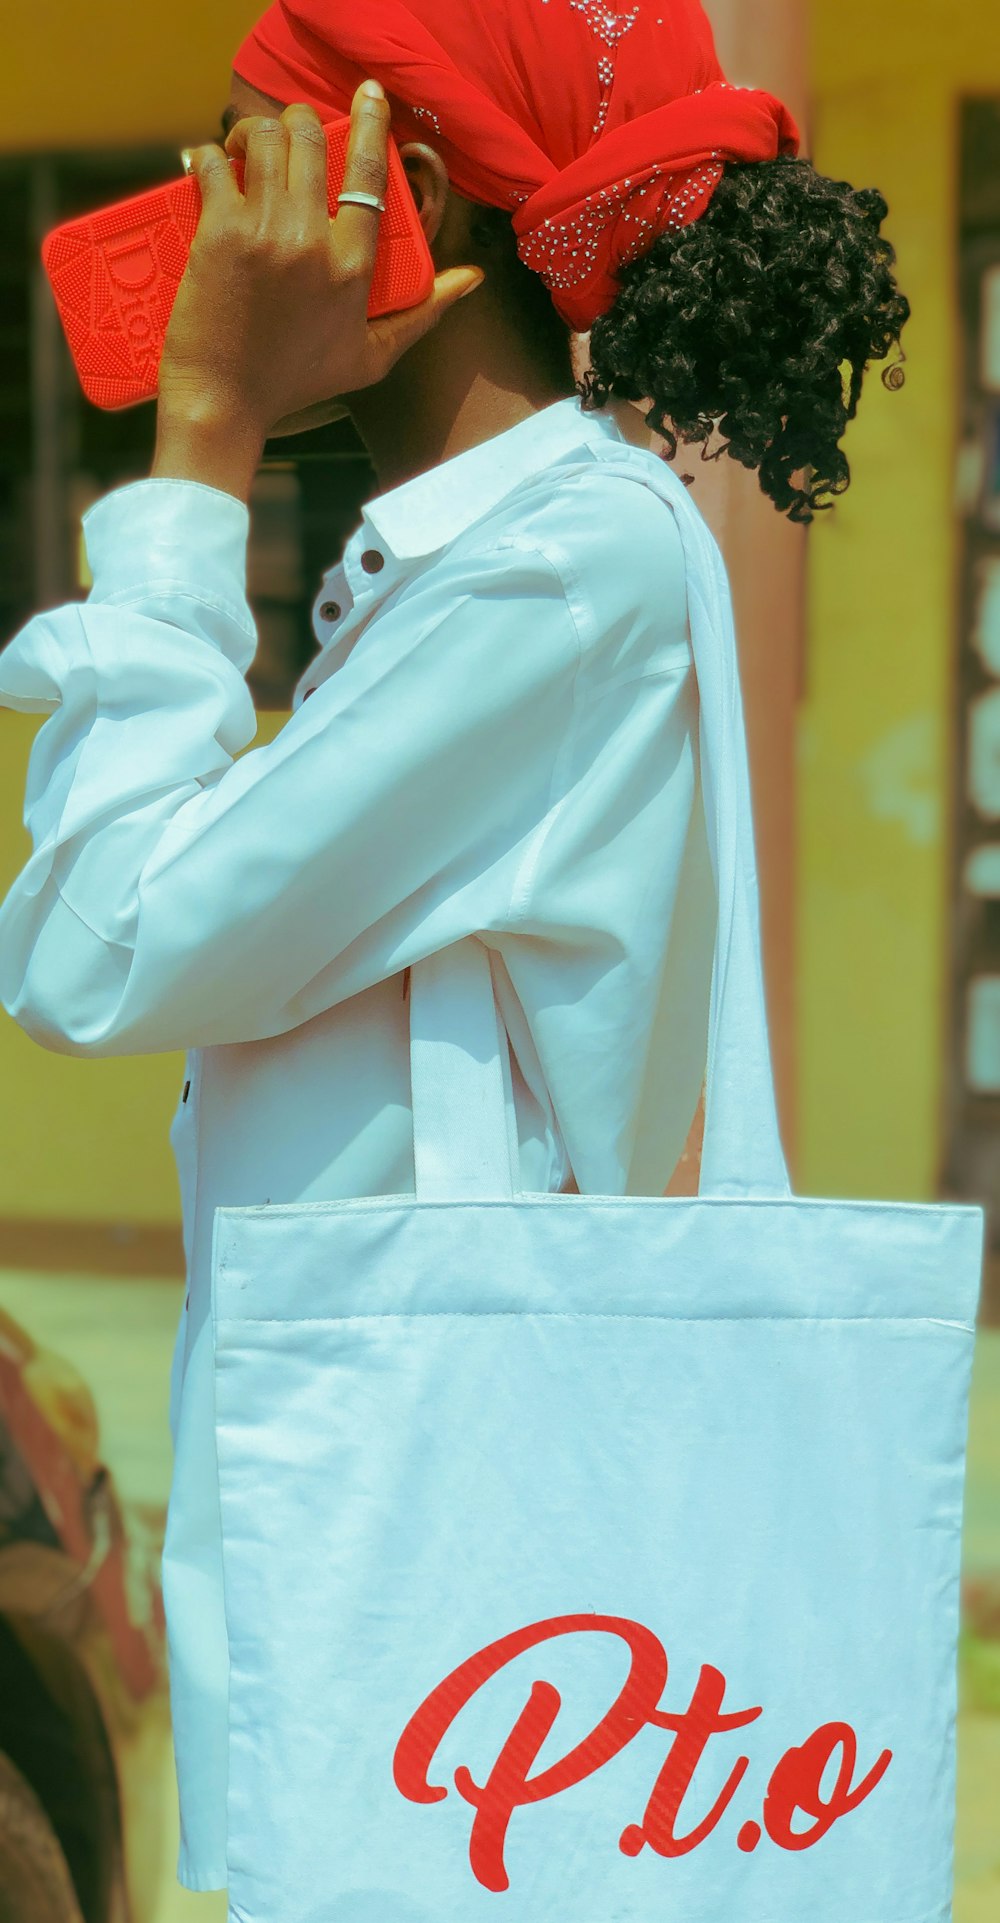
333, 81, 391, 288
367, 267, 486, 368
282, 102, 330, 210
224, 114, 289, 218
267, 397, 353, 438
185, 142, 243, 215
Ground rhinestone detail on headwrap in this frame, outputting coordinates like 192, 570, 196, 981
232, 0, 802, 331
412, 104, 442, 134
568, 1, 641, 137
517, 153, 724, 294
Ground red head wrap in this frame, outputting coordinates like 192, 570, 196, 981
233, 0, 801, 332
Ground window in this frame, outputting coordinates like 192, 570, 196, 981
0, 143, 377, 710
948, 98, 1000, 1267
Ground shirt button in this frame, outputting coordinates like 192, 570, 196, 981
361, 548, 385, 575
320, 600, 341, 622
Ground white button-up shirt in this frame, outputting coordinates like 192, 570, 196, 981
0, 392, 715, 1887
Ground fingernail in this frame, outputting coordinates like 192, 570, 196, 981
458, 270, 486, 297
180, 149, 193, 174
360, 79, 385, 100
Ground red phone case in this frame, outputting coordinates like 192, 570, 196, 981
40, 113, 435, 412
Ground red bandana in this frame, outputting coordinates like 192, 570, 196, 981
233, 0, 801, 332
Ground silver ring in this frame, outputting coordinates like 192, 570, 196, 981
337, 189, 386, 213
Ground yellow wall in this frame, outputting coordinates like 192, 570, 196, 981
6, 3, 263, 156
800, 17, 981, 1198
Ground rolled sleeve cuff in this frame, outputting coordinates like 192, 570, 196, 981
81, 478, 254, 639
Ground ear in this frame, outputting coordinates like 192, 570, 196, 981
397, 140, 451, 247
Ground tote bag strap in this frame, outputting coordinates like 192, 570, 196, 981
409, 938, 518, 1200
408, 455, 792, 1203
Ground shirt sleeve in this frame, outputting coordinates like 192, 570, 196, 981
0, 477, 588, 1057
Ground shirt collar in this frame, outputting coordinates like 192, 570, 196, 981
298, 395, 632, 710
346, 392, 628, 575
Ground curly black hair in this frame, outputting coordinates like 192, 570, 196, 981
473, 153, 910, 526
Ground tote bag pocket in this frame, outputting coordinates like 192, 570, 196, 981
212, 1189, 980, 1923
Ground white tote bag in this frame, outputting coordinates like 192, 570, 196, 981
211, 457, 984, 1923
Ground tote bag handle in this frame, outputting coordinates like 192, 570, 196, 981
409, 457, 792, 1204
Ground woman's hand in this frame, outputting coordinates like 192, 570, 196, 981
156, 80, 483, 455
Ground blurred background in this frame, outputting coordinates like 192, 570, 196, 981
0, 2, 997, 1918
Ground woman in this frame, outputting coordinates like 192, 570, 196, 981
0, 0, 908, 1894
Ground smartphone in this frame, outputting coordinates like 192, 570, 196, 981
40, 112, 435, 411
